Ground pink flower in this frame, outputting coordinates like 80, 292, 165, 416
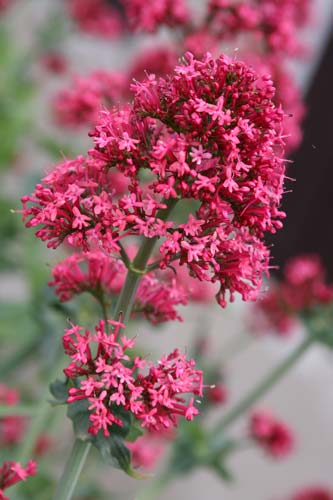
53, 70, 127, 127
207, 384, 228, 405
49, 250, 188, 324
289, 486, 333, 500
127, 434, 165, 470
67, 0, 124, 39
23, 52, 287, 308
0, 460, 37, 499
254, 255, 333, 335
249, 409, 294, 458
63, 320, 202, 436
40, 52, 67, 74
129, 46, 178, 83
0, 385, 26, 447
125, 0, 190, 33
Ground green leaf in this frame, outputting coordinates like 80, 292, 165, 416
49, 378, 68, 405
67, 400, 91, 441
211, 461, 234, 482
93, 433, 148, 479
125, 418, 144, 442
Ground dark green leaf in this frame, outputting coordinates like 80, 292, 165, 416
49, 378, 68, 405
125, 418, 144, 442
93, 433, 148, 479
67, 400, 91, 441
211, 461, 234, 482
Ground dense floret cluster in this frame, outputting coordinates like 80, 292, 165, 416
63, 319, 203, 435
249, 409, 293, 458
23, 53, 286, 308
50, 251, 187, 323
0, 460, 36, 500
256, 255, 333, 334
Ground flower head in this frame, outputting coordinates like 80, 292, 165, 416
0, 460, 37, 500
64, 319, 202, 436
0, 385, 26, 447
289, 486, 333, 500
255, 255, 333, 335
49, 251, 187, 323
68, 0, 124, 38
249, 409, 294, 458
23, 52, 286, 308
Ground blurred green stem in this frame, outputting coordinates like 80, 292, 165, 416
211, 334, 315, 449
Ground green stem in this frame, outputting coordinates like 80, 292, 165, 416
211, 334, 315, 448
53, 440, 92, 500
54, 198, 178, 500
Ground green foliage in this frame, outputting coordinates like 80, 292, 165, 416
66, 398, 146, 477
50, 378, 69, 405
168, 420, 235, 481
304, 303, 333, 349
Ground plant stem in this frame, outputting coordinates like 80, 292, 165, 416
211, 334, 315, 448
53, 440, 92, 500
54, 198, 178, 500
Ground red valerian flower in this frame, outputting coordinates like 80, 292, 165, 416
127, 433, 165, 470
128, 46, 178, 83
0, 460, 37, 500
53, 70, 127, 127
67, 0, 124, 39
40, 52, 68, 75
63, 319, 203, 436
255, 255, 333, 335
0, 385, 26, 447
208, 0, 311, 56
49, 251, 187, 324
289, 486, 333, 500
0, 0, 11, 13
249, 409, 294, 458
207, 383, 228, 405
125, 0, 189, 33
22, 52, 286, 308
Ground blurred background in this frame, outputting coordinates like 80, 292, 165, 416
0, 1, 332, 499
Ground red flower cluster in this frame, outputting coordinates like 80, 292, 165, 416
0, 384, 25, 447
0, 460, 37, 500
50, 251, 187, 324
256, 255, 333, 335
289, 487, 333, 500
54, 71, 126, 127
67, 0, 123, 38
249, 409, 293, 458
0, 0, 11, 13
64, 319, 203, 436
208, 0, 310, 55
22, 53, 286, 308
125, 0, 189, 32
40, 52, 68, 75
